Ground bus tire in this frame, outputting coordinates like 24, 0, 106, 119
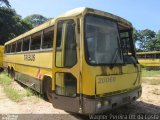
43, 77, 52, 103
7, 66, 10, 76
11, 67, 15, 79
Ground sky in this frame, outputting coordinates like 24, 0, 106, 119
9, 0, 160, 32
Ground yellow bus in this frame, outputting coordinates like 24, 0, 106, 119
0, 45, 4, 72
3, 7, 142, 114
137, 51, 160, 69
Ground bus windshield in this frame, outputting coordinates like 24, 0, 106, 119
85, 15, 123, 65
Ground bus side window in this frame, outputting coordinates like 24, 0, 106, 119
56, 21, 63, 49
156, 54, 160, 58
146, 54, 153, 59
16, 40, 22, 52
22, 37, 30, 51
11, 43, 16, 53
31, 32, 41, 50
4, 46, 7, 53
7, 44, 11, 53
42, 26, 54, 49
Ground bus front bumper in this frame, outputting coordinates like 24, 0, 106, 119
82, 87, 142, 114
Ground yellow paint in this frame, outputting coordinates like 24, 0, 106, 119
138, 59, 160, 67
96, 73, 141, 94
137, 51, 160, 67
0, 46, 4, 68
3, 51, 52, 80
81, 62, 142, 95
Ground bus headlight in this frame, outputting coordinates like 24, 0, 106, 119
96, 102, 102, 109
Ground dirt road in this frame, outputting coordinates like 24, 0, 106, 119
0, 80, 160, 120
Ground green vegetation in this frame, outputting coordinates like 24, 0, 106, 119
0, 0, 48, 45
4, 86, 23, 102
25, 88, 33, 97
24, 14, 48, 27
142, 69, 160, 85
0, 0, 11, 8
134, 29, 160, 51
142, 69, 160, 77
0, 72, 37, 102
0, 72, 12, 85
0, 7, 33, 45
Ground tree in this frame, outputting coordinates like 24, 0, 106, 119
0, 0, 11, 8
134, 29, 156, 51
0, 7, 32, 44
154, 30, 160, 51
23, 14, 48, 27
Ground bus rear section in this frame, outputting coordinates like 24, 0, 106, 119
0, 45, 4, 72
51, 8, 142, 114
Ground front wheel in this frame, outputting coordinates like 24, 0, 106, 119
45, 80, 53, 103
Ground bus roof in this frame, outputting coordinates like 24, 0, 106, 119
137, 51, 160, 54
5, 7, 132, 45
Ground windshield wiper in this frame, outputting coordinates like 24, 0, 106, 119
110, 48, 119, 68
110, 37, 123, 68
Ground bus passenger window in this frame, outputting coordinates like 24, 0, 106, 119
16, 40, 22, 52
146, 54, 152, 59
11, 43, 16, 53
4, 46, 8, 53
156, 54, 160, 58
6, 45, 9, 53
42, 26, 54, 49
56, 21, 63, 48
22, 37, 30, 51
31, 32, 41, 50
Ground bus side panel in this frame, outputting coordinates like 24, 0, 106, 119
3, 51, 52, 93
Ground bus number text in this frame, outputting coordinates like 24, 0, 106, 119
24, 54, 35, 61
98, 76, 116, 84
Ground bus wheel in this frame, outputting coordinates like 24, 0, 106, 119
44, 79, 52, 103
7, 67, 10, 76
11, 68, 15, 79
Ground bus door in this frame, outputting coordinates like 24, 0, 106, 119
52, 18, 80, 112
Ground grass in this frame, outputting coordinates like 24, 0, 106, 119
142, 69, 160, 85
4, 86, 23, 102
0, 72, 37, 102
142, 69, 160, 77
0, 72, 12, 86
25, 88, 33, 97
